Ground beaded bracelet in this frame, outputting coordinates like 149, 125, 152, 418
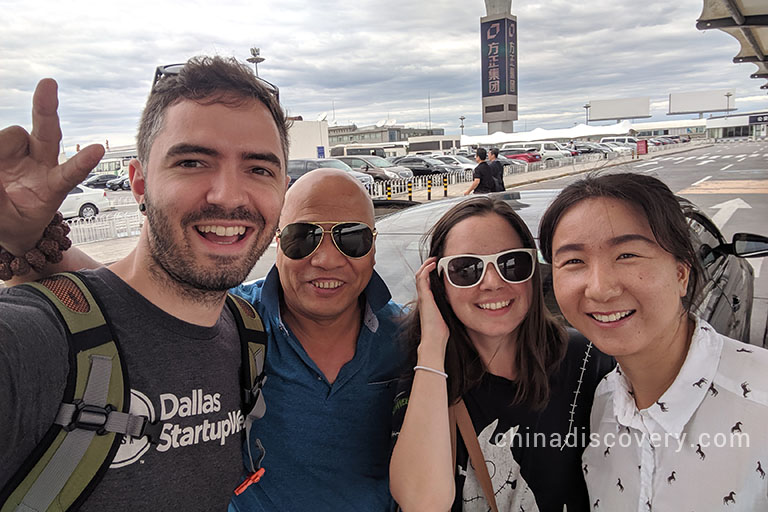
0, 212, 72, 280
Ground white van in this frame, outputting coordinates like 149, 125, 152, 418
500, 141, 570, 160
600, 136, 638, 149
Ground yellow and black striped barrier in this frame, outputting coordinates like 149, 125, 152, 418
443, 175, 448, 197
386, 183, 392, 200
407, 181, 412, 201
427, 178, 432, 201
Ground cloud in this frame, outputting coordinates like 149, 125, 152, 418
1, 0, 765, 154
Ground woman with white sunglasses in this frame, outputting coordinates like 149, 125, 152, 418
389, 197, 614, 512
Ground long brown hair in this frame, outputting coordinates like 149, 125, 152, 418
402, 197, 567, 409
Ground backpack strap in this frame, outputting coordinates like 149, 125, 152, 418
0, 272, 132, 512
225, 293, 268, 475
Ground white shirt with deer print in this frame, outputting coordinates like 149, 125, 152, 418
582, 318, 768, 512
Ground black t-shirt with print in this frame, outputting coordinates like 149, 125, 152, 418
0, 268, 245, 510
392, 332, 615, 512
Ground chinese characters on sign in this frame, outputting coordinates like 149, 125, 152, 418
481, 18, 517, 98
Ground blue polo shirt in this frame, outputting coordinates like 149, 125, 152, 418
229, 266, 406, 512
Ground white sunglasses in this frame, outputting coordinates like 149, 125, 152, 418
437, 249, 537, 288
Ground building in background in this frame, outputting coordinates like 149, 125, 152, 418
328, 123, 444, 146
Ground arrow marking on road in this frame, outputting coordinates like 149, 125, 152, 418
709, 198, 752, 229
692, 176, 712, 186
720, 164, 733, 171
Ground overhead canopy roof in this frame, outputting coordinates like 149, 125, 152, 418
697, 0, 768, 92
461, 121, 634, 146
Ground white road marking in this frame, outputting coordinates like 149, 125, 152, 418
635, 161, 658, 168
720, 164, 734, 171
710, 198, 752, 229
737, 157, 746, 162
696, 160, 715, 166
750, 259, 762, 279
696, 155, 710, 160
721, 155, 733, 159
736, 154, 747, 158
692, 176, 712, 186
643, 166, 664, 173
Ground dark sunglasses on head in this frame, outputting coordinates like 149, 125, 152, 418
276, 222, 377, 260
151, 63, 280, 102
437, 249, 537, 288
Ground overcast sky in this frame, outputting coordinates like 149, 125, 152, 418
1, 0, 766, 154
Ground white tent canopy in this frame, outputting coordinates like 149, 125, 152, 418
460, 120, 633, 146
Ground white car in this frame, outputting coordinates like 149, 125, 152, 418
61, 185, 111, 219
500, 141, 570, 160
434, 155, 476, 171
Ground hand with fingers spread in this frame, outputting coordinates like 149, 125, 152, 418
414, 257, 450, 362
0, 79, 104, 255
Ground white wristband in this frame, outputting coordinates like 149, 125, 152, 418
414, 365, 448, 379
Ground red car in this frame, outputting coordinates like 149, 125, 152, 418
499, 148, 543, 163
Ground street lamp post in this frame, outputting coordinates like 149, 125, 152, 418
459, 116, 466, 135
583, 103, 591, 125
724, 92, 733, 118
247, 47, 265, 77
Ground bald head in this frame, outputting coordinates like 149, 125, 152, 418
281, 168, 375, 227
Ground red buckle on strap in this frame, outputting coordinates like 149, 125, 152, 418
234, 468, 265, 496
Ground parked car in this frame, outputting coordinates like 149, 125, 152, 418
434, 155, 476, 172
106, 174, 131, 191
336, 155, 413, 180
83, 173, 119, 189
61, 185, 111, 219
372, 190, 768, 344
600, 136, 639, 149
501, 141, 570, 160
495, 155, 528, 171
602, 142, 634, 155
287, 158, 374, 187
395, 156, 457, 176
499, 148, 543, 163
573, 143, 612, 156
554, 142, 579, 156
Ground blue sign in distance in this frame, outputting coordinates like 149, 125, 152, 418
317, 146, 325, 158
480, 18, 517, 98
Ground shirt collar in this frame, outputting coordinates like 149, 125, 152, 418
611, 317, 723, 435
260, 265, 392, 333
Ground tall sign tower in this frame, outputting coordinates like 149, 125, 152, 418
481, 0, 518, 134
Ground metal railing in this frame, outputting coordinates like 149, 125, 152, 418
68, 211, 144, 245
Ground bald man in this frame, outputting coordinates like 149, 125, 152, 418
230, 169, 405, 512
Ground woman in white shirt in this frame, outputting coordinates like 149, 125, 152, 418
538, 172, 768, 512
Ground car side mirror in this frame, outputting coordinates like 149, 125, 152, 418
363, 164, 369, 171
732, 233, 768, 258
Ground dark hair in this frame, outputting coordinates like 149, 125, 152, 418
476, 147, 488, 161
402, 197, 567, 408
137, 56, 290, 167
538, 172, 702, 312
489, 147, 499, 157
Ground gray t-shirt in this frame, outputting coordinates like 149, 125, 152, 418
0, 268, 244, 510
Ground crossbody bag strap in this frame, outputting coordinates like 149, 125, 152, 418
455, 399, 498, 512
449, 405, 457, 472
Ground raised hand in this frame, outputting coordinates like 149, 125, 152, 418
414, 257, 450, 358
0, 79, 104, 255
